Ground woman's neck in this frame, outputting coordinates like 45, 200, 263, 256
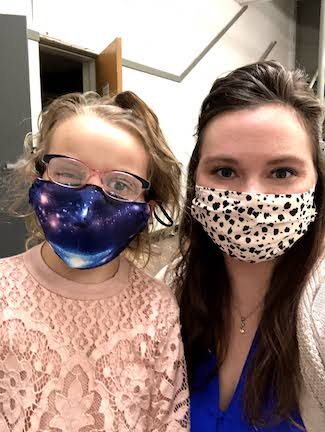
224, 255, 276, 316
41, 242, 120, 284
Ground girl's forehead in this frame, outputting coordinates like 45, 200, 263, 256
48, 114, 149, 176
50, 115, 136, 150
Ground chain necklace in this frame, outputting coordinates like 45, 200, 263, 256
233, 301, 263, 334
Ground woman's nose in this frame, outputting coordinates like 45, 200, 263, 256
242, 178, 265, 194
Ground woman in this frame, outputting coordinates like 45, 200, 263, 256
0, 91, 189, 431
174, 61, 325, 431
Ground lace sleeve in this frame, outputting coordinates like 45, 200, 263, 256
297, 257, 325, 429
149, 311, 190, 431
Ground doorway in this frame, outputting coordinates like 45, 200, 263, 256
39, 41, 97, 108
40, 47, 83, 106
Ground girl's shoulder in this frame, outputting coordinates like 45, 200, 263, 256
127, 260, 181, 324
0, 248, 42, 303
0, 249, 27, 281
130, 261, 176, 297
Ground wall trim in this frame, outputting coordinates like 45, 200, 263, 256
27, 28, 40, 42
259, 40, 277, 61
28, 5, 249, 83
122, 5, 248, 82
122, 59, 181, 82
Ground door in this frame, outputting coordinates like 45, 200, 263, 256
96, 37, 122, 96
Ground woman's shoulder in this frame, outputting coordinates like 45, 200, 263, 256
307, 254, 325, 341
299, 253, 325, 335
302, 253, 325, 306
298, 255, 325, 427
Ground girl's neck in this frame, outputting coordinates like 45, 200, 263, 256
224, 255, 276, 316
41, 242, 120, 284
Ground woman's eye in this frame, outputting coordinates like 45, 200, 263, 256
215, 168, 236, 178
271, 168, 296, 179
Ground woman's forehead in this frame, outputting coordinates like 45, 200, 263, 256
200, 104, 314, 161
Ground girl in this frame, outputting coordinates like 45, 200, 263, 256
0, 91, 189, 431
173, 62, 325, 431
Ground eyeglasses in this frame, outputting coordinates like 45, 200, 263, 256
41, 154, 151, 202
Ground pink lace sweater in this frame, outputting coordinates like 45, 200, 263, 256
0, 244, 189, 431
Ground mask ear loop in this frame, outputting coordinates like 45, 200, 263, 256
153, 204, 174, 227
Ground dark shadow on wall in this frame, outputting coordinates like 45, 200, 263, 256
0, 14, 31, 257
295, 0, 321, 77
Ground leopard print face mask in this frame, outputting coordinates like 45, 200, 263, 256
191, 185, 317, 263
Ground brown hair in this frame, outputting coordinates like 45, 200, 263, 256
174, 61, 325, 426
1, 91, 181, 262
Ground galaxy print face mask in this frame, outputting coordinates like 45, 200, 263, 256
191, 185, 317, 263
29, 179, 150, 269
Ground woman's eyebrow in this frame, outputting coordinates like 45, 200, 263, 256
201, 155, 307, 166
201, 156, 240, 166
265, 156, 306, 166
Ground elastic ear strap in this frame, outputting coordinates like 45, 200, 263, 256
153, 204, 173, 227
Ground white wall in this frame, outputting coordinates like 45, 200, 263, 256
122, 0, 296, 168
0, 0, 28, 15
25, 0, 295, 169
32, 0, 241, 75
0, 0, 32, 25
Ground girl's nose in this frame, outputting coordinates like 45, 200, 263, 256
87, 173, 103, 188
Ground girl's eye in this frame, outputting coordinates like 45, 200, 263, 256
215, 168, 236, 178
111, 180, 130, 191
56, 171, 80, 179
271, 168, 296, 179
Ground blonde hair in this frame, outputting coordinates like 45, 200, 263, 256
1, 91, 181, 263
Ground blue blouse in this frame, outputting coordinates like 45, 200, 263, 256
190, 336, 304, 431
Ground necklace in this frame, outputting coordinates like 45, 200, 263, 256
233, 301, 263, 334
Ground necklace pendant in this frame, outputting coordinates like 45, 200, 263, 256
240, 318, 246, 334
